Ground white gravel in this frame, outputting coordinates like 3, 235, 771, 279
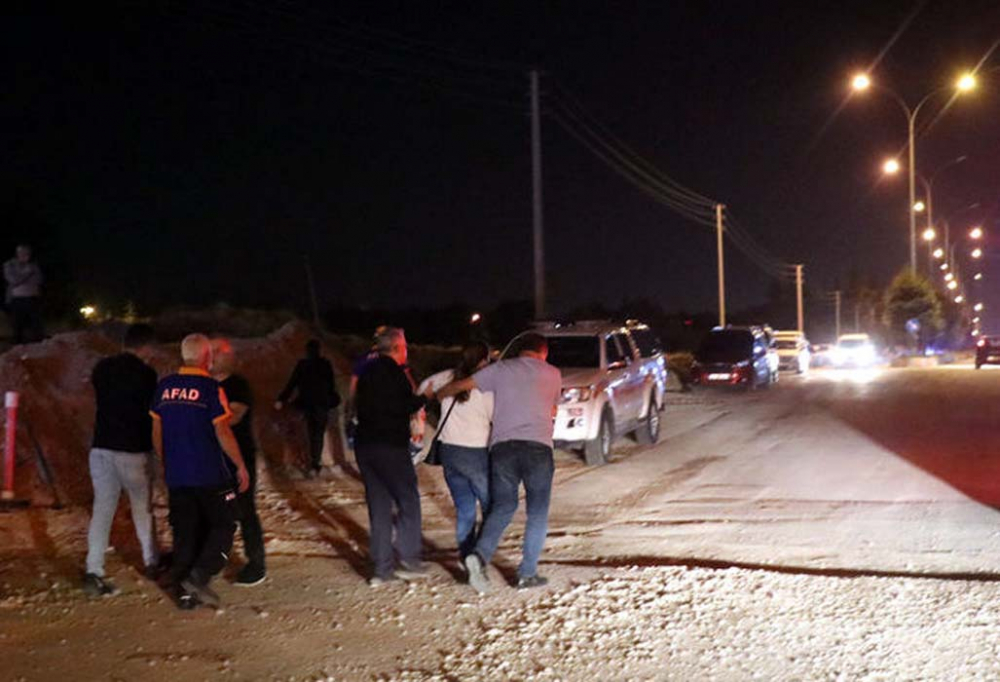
403, 566, 1000, 681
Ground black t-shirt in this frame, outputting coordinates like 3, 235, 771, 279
91, 353, 159, 452
220, 374, 255, 460
355, 355, 426, 448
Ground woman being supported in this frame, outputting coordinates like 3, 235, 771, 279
419, 342, 494, 561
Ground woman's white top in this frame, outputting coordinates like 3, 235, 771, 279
418, 369, 494, 448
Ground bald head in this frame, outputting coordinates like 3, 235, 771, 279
180, 333, 212, 370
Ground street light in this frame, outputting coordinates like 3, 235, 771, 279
933, 247, 945, 259
955, 295, 965, 303
851, 73, 976, 272
947, 280, 958, 290
973, 316, 981, 324
971, 247, 983, 259
970, 226, 984, 240
974, 273, 983, 281
883, 158, 901, 175
944, 272, 954, 282
922, 227, 935, 241
914, 200, 926, 213
940, 262, 949, 271
974, 303, 984, 312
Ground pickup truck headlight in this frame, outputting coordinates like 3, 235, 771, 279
561, 387, 593, 403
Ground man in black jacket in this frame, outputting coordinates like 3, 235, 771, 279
84, 323, 161, 597
275, 339, 341, 478
354, 327, 429, 585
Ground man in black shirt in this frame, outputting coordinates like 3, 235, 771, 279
212, 338, 267, 586
355, 327, 429, 585
84, 324, 161, 597
275, 339, 341, 477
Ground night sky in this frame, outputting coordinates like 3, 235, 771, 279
6, 1, 1000, 324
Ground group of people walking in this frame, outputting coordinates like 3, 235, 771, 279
355, 326, 561, 592
83, 322, 561, 609
85, 327, 267, 609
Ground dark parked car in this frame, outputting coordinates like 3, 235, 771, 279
975, 335, 1000, 369
692, 327, 776, 389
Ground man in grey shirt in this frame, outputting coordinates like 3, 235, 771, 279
435, 332, 561, 592
3, 244, 44, 344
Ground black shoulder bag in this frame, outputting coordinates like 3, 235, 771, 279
423, 398, 457, 466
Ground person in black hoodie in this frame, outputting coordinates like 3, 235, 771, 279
275, 339, 341, 477
354, 327, 430, 585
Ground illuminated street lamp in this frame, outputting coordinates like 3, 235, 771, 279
971, 247, 983, 259
470, 312, 482, 324
944, 272, 955, 282
882, 158, 901, 175
940, 262, 949, 271
974, 303, 984, 312
970, 226, 984, 240
80, 305, 97, 319
974, 273, 983, 281
973, 317, 981, 324
914, 200, 926, 213
947, 280, 958, 290
851, 72, 977, 273
955, 295, 965, 303
922, 227, 935, 241
933, 247, 945, 259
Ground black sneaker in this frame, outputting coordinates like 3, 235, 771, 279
463, 553, 491, 594
82, 573, 119, 597
181, 571, 220, 607
235, 564, 267, 587
175, 587, 200, 610
395, 561, 430, 581
516, 575, 549, 589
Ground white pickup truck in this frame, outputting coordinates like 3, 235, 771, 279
503, 321, 668, 465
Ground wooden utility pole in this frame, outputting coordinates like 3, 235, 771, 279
716, 203, 726, 327
795, 264, 804, 333
530, 70, 545, 320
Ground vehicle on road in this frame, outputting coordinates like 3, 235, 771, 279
503, 321, 668, 466
774, 330, 811, 373
692, 327, 776, 390
832, 333, 877, 367
975, 335, 1000, 369
810, 343, 834, 367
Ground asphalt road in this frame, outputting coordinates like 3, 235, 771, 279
543, 364, 1000, 577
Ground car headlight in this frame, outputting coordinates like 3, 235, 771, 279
561, 387, 593, 403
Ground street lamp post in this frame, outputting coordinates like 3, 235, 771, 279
851, 73, 976, 273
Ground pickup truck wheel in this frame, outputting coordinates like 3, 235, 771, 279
634, 393, 660, 444
584, 410, 612, 466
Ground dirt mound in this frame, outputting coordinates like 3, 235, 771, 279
0, 321, 351, 507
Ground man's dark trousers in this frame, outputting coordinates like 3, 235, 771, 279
303, 407, 329, 471
236, 457, 265, 571
168, 486, 237, 584
8, 296, 43, 344
355, 443, 422, 578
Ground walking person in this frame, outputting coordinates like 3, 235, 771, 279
83, 323, 161, 596
354, 327, 429, 585
151, 334, 250, 609
3, 244, 44, 344
275, 339, 341, 478
211, 338, 267, 586
435, 332, 561, 592
417, 342, 493, 561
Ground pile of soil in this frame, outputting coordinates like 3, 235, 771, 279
0, 321, 353, 507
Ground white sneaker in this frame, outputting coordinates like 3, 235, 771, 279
463, 554, 491, 594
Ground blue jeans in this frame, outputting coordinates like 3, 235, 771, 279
440, 443, 490, 558
86, 448, 159, 576
474, 440, 554, 578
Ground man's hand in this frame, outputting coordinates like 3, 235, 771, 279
423, 386, 436, 401
236, 465, 250, 493
273, 401, 283, 411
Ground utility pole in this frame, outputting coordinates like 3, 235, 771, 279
530, 70, 545, 320
833, 290, 842, 341
716, 203, 726, 327
794, 264, 804, 333
854, 303, 861, 333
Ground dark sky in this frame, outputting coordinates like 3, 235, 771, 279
6, 1, 1000, 324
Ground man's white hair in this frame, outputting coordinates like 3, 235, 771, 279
181, 333, 212, 365
374, 327, 405, 354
